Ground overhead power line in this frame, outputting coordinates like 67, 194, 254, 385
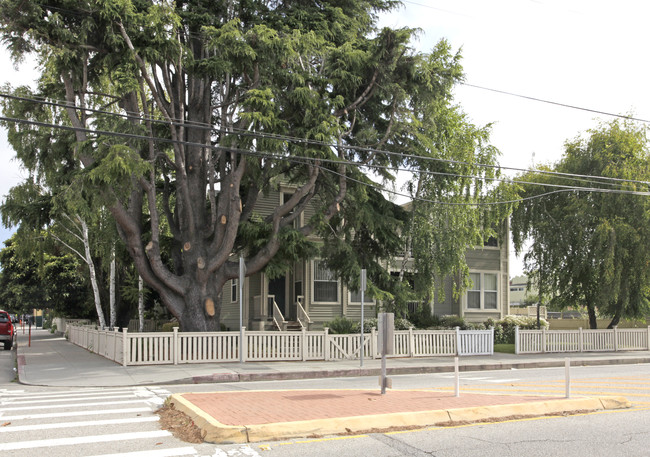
2, 91, 648, 192
2, 114, 650, 209
461, 82, 650, 124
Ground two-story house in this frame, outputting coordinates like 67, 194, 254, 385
219, 185, 510, 330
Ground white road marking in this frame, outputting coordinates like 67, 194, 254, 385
0, 406, 151, 421
0, 387, 139, 397
0, 416, 160, 433
0, 398, 153, 412
0, 430, 172, 451
0, 393, 141, 406
85, 447, 198, 457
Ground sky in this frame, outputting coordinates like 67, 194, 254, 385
1, 0, 650, 277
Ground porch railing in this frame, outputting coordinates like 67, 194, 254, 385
296, 295, 311, 329
271, 296, 287, 331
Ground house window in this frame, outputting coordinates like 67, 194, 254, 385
466, 272, 498, 310
231, 279, 238, 303
313, 260, 338, 302
484, 236, 498, 247
467, 273, 481, 309
349, 289, 374, 304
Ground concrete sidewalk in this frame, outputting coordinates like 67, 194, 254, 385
14, 328, 650, 388
13, 328, 642, 443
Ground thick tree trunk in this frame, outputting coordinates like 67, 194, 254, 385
607, 303, 622, 329
138, 276, 144, 333
109, 246, 116, 329
587, 304, 598, 329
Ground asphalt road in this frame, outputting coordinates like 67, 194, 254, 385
2, 345, 649, 457
170, 363, 650, 457
0, 340, 17, 384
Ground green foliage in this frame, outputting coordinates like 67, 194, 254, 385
160, 321, 178, 333
325, 316, 414, 334
486, 316, 548, 344
511, 119, 650, 328
0, 235, 94, 318
0, 0, 510, 332
324, 316, 359, 334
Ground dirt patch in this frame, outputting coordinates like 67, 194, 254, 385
157, 403, 205, 443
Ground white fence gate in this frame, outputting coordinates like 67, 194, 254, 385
67, 325, 495, 367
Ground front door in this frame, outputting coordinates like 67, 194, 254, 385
268, 275, 287, 317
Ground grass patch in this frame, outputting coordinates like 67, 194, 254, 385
494, 343, 515, 354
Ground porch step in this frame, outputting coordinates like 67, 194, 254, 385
285, 321, 303, 331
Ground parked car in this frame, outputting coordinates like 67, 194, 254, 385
0, 310, 15, 350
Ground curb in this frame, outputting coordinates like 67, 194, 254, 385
173, 356, 650, 385
170, 392, 631, 444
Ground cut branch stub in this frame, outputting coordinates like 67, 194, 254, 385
184, 242, 191, 251
221, 215, 227, 224
204, 297, 215, 317
197, 257, 205, 269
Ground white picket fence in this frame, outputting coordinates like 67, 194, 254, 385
515, 326, 650, 354
67, 325, 493, 367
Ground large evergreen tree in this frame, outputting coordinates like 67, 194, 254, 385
511, 119, 650, 328
1, 0, 505, 330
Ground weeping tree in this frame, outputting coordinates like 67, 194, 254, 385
1, 0, 507, 330
511, 119, 650, 328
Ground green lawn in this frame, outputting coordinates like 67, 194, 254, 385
493, 343, 515, 354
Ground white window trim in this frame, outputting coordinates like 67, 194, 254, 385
463, 271, 499, 312
348, 289, 375, 305
230, 279, 238, 303
280, 189, 305, 228
311, 259, 340, 304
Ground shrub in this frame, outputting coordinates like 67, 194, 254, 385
408, 303, 441, 329
324, 316, 360, 334
325, 316, 414, 334
160, 321, 179, 332
488, 315, 549, 344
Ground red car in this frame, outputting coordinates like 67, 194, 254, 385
0, 310, 15, 350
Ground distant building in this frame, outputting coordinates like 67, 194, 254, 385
509, 275, 538, 307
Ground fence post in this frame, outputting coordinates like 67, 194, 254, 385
240, 327, 247, 363
613, 326, 618, 352
323, 328, 330, 361
302, 327, 307, 361
515, 326, 519, 354
579, 328, 584, 352
122, 327, 129, 367
408, 327, 415, 358
113, 327, 119, 362
173, 327, 179, 365
455, 326, 461, 356
489, 326, 494, 355
371, 327, 377, 359
647, 326, 650, 350
542, 327, 547, 353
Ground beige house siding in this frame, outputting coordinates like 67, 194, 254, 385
217, 187, 510, 329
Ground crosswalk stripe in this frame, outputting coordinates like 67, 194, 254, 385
0, 389, 156, 402
0, 406, 151, 421
0, 416, 160, 433
1, 393, 141, 406
84, 447, 198, 457
0, 430, 172, 451
0, 398, 153, 412
0, 387, 141, 397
